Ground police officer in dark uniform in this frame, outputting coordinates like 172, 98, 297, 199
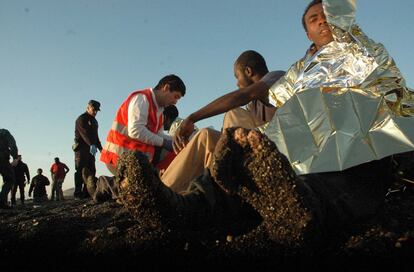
73, 100, 102, 199
0, 128, 18, 209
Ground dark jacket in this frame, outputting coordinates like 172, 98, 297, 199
0, 129, 18, 161
13, 160, 30, 183
74, 112, 102, 152
29, 174, 50, 198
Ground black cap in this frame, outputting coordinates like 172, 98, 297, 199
88, 100, 101, 111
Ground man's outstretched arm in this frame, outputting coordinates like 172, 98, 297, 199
174, 81, 269, 152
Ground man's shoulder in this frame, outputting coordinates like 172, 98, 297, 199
261, 71, 286, 87
268, 70, 286, 76
76, 112, 88, 121
130, 91, 151, 103
77, 112, 97, 123
0, 128, 12, 139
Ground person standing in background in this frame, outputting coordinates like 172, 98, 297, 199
11, 154, 30, 205
73, 100, 102, 199
50, 157, 69, 201
29, 168, 50, 203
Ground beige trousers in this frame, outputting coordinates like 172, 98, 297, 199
161, 107, 258, 193
161, 128, 221, 192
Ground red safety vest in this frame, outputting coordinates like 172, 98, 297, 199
100, 89, 163, 167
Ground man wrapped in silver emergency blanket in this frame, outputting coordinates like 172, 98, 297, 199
266, 0, 414, 175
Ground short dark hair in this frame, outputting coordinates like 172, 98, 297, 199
163, 105, 179, 121
235, 50, 268, 76
54, 157, 59, 162
154, 74, 186, 96
302, 0, 322, 32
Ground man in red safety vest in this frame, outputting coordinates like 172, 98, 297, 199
100, 74, 186, 174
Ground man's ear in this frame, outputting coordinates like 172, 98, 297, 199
306, 31, 312, 42
245, 66, 254, 77
162, 83, 170, 92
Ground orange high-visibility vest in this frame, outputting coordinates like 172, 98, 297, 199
100, 89, 163, 167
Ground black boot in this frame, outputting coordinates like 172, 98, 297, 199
82, 167, 97, 199
117, 151, 213, 229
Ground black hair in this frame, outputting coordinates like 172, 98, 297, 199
302, 0, 322, 32
54, 157, 59, 162
163, 105, 179, 120
235, 50, 268, 76
154, 74, 186, 96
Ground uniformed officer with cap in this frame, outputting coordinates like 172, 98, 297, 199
73, 100, 102, 199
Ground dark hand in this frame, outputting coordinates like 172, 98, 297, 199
173, 118, 194, 153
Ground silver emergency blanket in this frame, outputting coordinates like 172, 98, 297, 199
265, 0, 414, 175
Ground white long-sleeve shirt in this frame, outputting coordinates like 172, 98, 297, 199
127, 89, 172, 147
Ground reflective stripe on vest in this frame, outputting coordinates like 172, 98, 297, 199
100, 89, 163, 166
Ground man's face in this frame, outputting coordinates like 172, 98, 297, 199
304, 3, 334, 50
234, 64, 254, 89
162, 88, 182, 107
87, 105, 98, 117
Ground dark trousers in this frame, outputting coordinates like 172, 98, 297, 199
296, 156, 392, 233
186, 158, 393, 234
11, 181, 25, 204
74, 150, 96, 198
0, 157, 15, 205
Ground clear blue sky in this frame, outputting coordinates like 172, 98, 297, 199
1, 0, 413, 194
